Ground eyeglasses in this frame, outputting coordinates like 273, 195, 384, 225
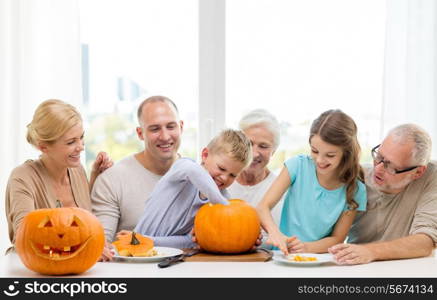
371, 144, 418, 175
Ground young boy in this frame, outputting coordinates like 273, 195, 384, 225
133, 129, 252, 249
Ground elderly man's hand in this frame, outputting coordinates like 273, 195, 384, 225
328, 243, 375, 265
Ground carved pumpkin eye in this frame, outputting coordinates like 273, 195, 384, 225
70, 216, 83, 227
38, 216, 53, 228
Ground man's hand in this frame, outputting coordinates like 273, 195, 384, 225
328, 243, 375, 265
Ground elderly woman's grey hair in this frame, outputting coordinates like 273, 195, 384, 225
238, 109, 281, 151
388, 123, 432, 166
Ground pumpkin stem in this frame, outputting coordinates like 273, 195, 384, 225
56, 200, 63, 208
130, 232, 140, 245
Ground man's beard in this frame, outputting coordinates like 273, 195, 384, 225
367, 168, 413, 193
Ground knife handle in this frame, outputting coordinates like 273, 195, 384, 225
158, 256, 183, 268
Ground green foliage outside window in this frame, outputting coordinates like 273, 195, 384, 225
85, 113, 142, 173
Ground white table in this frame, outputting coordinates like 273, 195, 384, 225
2, 252, 436, 278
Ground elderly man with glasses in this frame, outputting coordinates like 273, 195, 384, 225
329, 123, 437, 265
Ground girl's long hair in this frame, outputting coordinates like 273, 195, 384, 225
310, 109, 364, 210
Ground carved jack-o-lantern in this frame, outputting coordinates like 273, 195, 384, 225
15, 206, 105, 275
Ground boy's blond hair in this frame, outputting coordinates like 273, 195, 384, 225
207, 129, 253, 167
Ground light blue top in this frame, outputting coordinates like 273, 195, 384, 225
279, 155, 367, 242
134, 158, 229, 249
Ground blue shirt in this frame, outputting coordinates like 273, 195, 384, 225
279, 155, 367, 242
134, 158, 229, 249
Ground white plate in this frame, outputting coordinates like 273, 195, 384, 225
113, 247, 183, 263
272, 251, 333, 266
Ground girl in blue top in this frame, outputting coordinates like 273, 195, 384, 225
257, 109, 367, 255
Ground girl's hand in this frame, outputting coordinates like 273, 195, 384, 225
266, 232, 294, 255
91, 151, 113, 175
286, 236, 306, 253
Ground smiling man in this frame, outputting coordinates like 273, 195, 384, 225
91, 96, 183, 255
329, 123, 437, 265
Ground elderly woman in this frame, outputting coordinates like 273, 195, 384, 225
5, 99, 112, 251
228, 109, 284, 233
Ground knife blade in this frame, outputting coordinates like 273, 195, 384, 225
158, 249, 201, 268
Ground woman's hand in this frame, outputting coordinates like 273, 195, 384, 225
254, 231, 263, 249
91, 151, 113, 175
116, 230, 132, 239
99, 231, 132, 262
89, 152, 113, 191
190, 228, 201, 249
99, 240, 115, 262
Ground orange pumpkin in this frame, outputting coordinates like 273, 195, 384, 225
194, 199, 260, 254
112, 232, 155, 257
15, 206, 105, 275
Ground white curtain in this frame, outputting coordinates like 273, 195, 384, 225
0, 0, 82, 252
382, 0, 437, 159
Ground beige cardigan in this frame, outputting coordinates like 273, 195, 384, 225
5, 159, 92, 246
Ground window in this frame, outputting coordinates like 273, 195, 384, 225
226, 0, 386, 171
79, 0, 386, 171
79, 0, 198, 169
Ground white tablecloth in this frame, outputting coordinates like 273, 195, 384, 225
2, 252, 436, 278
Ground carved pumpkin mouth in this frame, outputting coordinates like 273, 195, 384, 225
30, 237, 91, 261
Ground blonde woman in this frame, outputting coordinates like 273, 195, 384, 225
5, 99, 112, 251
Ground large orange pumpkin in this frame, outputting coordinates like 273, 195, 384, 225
15, 206, 105, 275
194, 199, 260, 254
